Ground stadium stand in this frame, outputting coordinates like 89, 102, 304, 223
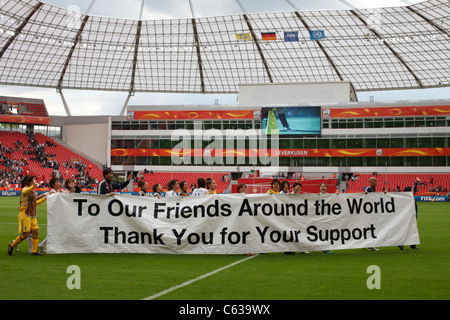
0, 130, 103, 189
346, 173, 449, 194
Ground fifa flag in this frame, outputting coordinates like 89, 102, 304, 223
284, 31, 299, 42
236, 33, 251, 40
261, 32, 277, 41
310, 30, 325, 40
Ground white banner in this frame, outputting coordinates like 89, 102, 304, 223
46, 192, 420, 254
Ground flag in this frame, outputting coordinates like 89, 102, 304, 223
310, 30, 325, 40
284, 31, 299, 42
261, 32, 277, 41
265, 109, 279, 135
236, 33, 251, 40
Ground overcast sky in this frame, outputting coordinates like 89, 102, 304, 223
0, 0, 448, 116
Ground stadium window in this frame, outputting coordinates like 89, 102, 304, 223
330, 156, 341, 167
130, 122, 140, 130
405, 156, 418, 166
317, 157, 331, 166
330, 138, 345, 149
365, 157, 377, 166
377, 138, 390, 148
418, 157, 432, 166
391, 138, 403, 148
317, 138, 330, 148
291, 139, 303, 148
148, 156, 158, 165
322, 119, 329, 128
347, 138, 362, 148
417, 137, 431, 148
111, 139, 122, 148
373, 120, 384, 128
111, 156, 123, 165
304, 139, 317, 149
280, 138, 290, 149
136, 139, 147, 149
435, 117, 446, 127
414, 118, 425, 127
364, 119, 373, 128
159, 157, 172, 165
432, 137, 446, 148
331, 119, 339, 128
338, 119, 347, 129
347, 157, 361, 166
405, 118, 415, 127
122, 122, 130, 130
384, 118, 394, 128
433, 156, 446, 166
185, 121, 194, 130
136, 157, 147, 165
346, 119, 355, 128
393, 118, 404, 127
160, 139, 171, 148
377, 158, 390, 167
390, 157, 404, 166
139, 122, 149, 130
425, 118, 435, 127
175, 121, 184, 129
405, 137, 417, 148
355, 119, 363, 128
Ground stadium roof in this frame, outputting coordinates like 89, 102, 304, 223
0, 0, 449, 95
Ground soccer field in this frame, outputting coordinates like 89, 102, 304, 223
1, 197, 449, 301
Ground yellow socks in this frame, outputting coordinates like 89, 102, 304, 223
32, 236, 39, 253
11, 235, 25, 247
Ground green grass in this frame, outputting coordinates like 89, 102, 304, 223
1, 197, 449, 300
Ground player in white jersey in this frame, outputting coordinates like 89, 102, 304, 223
192, 177, 208, 196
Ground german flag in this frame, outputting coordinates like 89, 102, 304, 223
261, 32, 277, 41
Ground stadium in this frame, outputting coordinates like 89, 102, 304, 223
1, 0, 449, 304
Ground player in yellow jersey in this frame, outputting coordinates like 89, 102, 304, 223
8, 175, 47, 256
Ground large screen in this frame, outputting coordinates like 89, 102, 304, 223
261, 106, 321, 136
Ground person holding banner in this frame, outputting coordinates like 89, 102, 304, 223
192, 178, 208, 196
237, 183, 247, 194
280, 181, 290, 194
152, 183, 164, 198
266, 179, 281, 194
138, 180, 149, 196
363, 177, 384, 251
179, 181, 190, 197
165, 180, 180, 197
38, 177, 63, 252
398, 186, 418, 250
317, 182, 334, 254
64, 177, 79, 193
8, 175, 47, 256
206, 179, 217, 195
98, 168, 133, 195
292, 182, 304, 194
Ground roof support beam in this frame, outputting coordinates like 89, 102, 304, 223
242, 14, 273, 83
130, 20, 142, 94
293, 11, 344, 82
0, 2, 43, 58
57, 15, 90, 90
350, 10, 424, 88
191, 18, 206, 93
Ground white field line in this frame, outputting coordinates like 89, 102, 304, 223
143, 254, 258, 300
